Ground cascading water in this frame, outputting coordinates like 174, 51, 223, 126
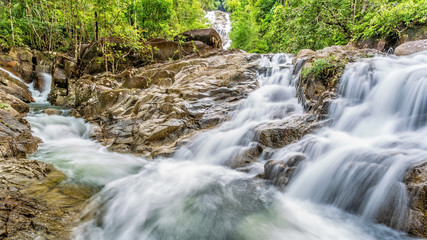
281, 52, 427, 230
0, 67, 51, 103
72, 53, 425, 239
206, 11, 232, 49
174, 55, 302, 166
1, 51, 425, 239
0, 68, 145, 187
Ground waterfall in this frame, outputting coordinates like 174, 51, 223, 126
206, 11, 232, 49
72, 53, 425, 239
282, 52, 427, 230
2, 51, 425, 239
0, 67, 51, 103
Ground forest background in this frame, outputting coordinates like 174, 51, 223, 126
1, 0, 426, 54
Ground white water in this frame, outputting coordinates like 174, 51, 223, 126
0, 66, 51, 103
175, 55, 302, 166
282, 52, 427, 230
206, 11, 232, 49
2, 51, 425, 239
73, 53, 424, 239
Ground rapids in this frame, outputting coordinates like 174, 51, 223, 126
2, 51, 426, 240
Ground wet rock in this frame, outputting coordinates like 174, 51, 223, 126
295, 45, 381, 117
261, 154, 306, 190
255, 114, 330, 149
0, 69, 34, 105
403, 161, 427, 238
394, 39, 427, 56
43, 108, 62, 116
0, 158, 92, 240
145, 38, 213, 61
0, 109, 39, 158
121, 76, 150, 89
227, 144, 263, 169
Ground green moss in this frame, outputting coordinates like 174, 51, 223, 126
300, 56, 346, 88
0, 103, 9, 111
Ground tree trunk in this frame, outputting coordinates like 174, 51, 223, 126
8, 0, 15, 46
95, 11, 99, 41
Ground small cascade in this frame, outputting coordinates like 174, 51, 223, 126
0, 67, 145, 187
206, 11, 232, 49
32, 73, 52, 103
175, 54, 302, 165
275, 52, 427, 230
0, 67, 52, 104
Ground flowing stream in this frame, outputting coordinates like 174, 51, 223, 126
206, 11, 232, 49
1, 51, 426, 239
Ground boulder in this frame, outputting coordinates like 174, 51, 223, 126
0, 109, 39, 158
43, 108, 62, 116
394, 39, 427, 56
255, 114, 329, 149
145, 39, 213, 61
177, 28, 223, 49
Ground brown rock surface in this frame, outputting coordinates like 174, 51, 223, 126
177, 28, 223, 49
394, 39, 427, 56
403, 161, 427, 237
0, 62, 89, 240
71, 52, 260, 157
0, 158, 91, 240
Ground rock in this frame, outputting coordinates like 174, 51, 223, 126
403, 161, 427, 238
43, 108, 62, 116
121, 76, 150, 89
227, 144, 263, 169
145, 38, 213, 61
394, 39, 427, 56
0, 158, 92, 240
177, 28, 223, 49
295, 45, 381, 117
255, 114, 330, 149
261, 154, 306, 190
0, 52, 90, 240
0, 109, 39, 158
0, 70, 34, 113
71, 52, 261, 157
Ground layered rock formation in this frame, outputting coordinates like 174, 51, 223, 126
70, 51, 260, 157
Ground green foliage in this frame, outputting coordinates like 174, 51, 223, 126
0, 0, 216, 52
229, 0, 427, 53
354, 0, 427, 40
300, 56, 346, 87
137, 0, 174, 37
